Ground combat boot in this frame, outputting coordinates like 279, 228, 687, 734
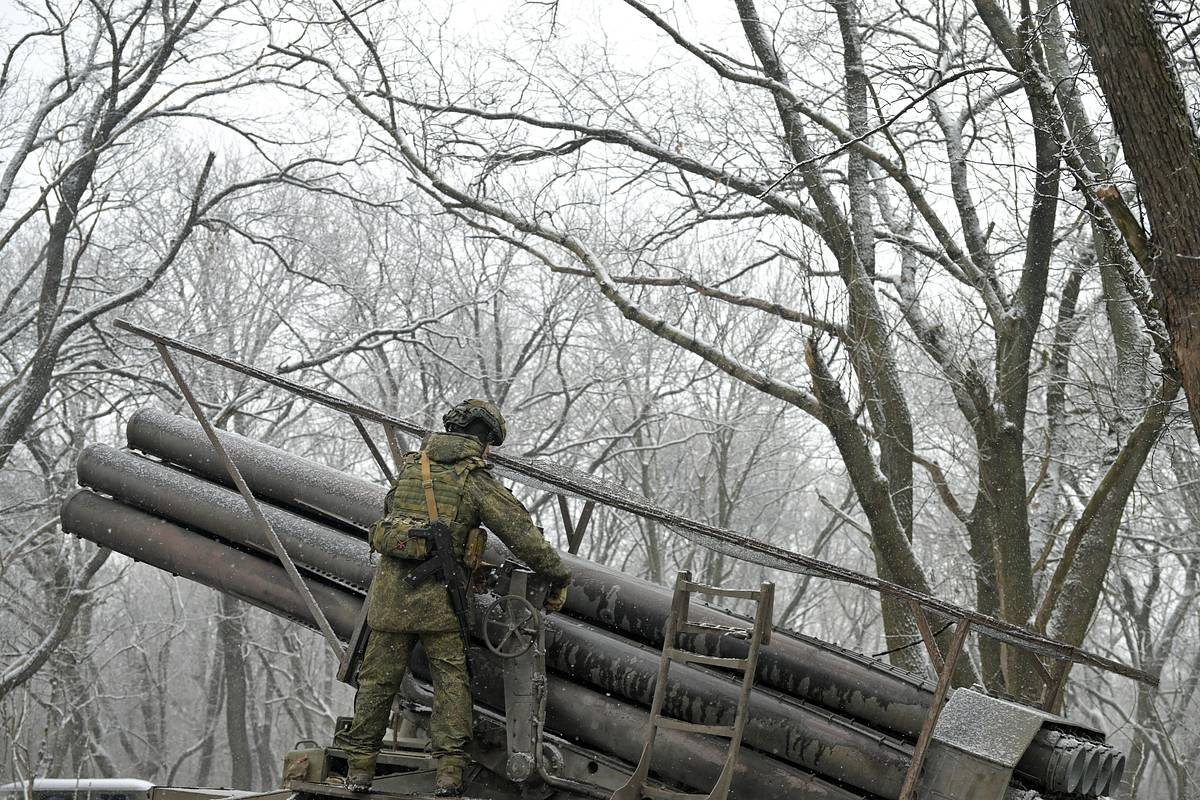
433, 763, 463, 797
345, 768, 374, 793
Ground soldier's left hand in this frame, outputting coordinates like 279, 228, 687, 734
544, 583, 569, 613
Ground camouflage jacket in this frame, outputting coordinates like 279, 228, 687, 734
365, 432, 571, 633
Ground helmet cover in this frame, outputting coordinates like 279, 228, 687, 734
442, 399, 507, 446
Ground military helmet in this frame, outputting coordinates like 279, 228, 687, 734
443, 399, 507, 446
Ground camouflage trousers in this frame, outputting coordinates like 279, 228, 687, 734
333, 629, 472, 773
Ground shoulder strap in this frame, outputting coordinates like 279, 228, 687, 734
454, 456, 489, 476
420, 451, 439, 522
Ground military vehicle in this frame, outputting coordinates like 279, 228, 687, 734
55, 322, 1146, 800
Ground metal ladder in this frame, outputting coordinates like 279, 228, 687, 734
610, 570, 775, 800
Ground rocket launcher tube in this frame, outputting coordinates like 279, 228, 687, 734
127, 407, 384, 531
76, 444, 375, 591
538, 614, 914, 799
558, 557, 936, 738
61, 489, 360, 637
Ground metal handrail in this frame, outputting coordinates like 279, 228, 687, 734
150, 341, 344, 657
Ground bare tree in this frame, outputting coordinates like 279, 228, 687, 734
261, 0, 1193, 700
0, 0, 354, 710
1067, 0, 1200, 444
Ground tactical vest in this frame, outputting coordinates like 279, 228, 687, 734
368, 450, 482, 561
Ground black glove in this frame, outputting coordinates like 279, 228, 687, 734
544, 582, 569, 613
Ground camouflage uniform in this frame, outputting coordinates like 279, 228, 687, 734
335, 431, 571, 777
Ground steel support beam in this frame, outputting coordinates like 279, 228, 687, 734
154, 343, 344, 657
557, 495, 596, 555
898, 619, 972, 800
350, 415, 393, 482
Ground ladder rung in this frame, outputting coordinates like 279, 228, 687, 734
667, 648, 748, 670
681, 580, 761, 600
680, 621, 752, 639
640, 788, 708, 800
654, 716, 737, 738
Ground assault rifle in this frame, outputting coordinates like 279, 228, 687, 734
405, 520, 474, 676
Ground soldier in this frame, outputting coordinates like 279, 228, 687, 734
334, 399, 571, 797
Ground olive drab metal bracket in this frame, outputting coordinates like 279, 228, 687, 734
611, 571, 774, 800
897, 609, 972, 800
113, 320, 1157, 749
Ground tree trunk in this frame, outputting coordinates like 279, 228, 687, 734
195, 638, 225, 787
968, 423, 1041, 700
1069, 0, 1200, 440
219, 594, 254, 789
806, 341, 978, 679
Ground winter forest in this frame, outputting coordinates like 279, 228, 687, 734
3, 0, 1200, 797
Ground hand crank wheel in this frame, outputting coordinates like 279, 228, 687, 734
482, 595, 541, 658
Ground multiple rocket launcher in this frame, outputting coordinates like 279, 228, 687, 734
62, 408, 1125, 800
